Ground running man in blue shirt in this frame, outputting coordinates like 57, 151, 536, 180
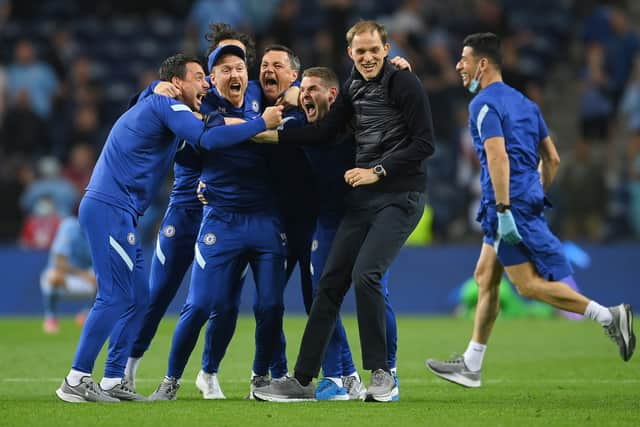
124, 26, 260, 400
149, 45, 289, 401
40, 216, 96, 334
426, 33, 635, 388
55, 53, 282, 403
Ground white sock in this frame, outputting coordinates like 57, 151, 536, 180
326, 377, 343, 387
584, 301, 613, 326
66, 369, 91, 387
463, 341, 487, 372
345, 371, 360, 382
100, 377, 122, 390
125, 357, 141, 379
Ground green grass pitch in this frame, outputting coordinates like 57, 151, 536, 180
0, 315, 638, 427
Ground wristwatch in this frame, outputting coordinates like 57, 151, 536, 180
495, 203, 511, 213
373, 164, 387, 177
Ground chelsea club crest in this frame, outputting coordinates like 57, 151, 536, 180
204, 233, 217, 245
164, 225, 176, 238
252, 99, 260, 113
127, 232, 136, 245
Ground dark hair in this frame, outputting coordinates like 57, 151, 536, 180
346, 20, 388, 46
302, 67, 339, 91
205, 22, 256, 65
158, 54, 203, 81
462, 32, 502, 69
263, 44, 300, 72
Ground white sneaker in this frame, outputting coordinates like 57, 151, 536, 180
426, 354, 481, 388
604, 304, 636, 362
195, 370, 225, 399
342, 374, 366, 400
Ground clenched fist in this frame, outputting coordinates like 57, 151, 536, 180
262, 105, 284, 129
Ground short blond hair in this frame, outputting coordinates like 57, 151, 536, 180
346, 20, 388, 46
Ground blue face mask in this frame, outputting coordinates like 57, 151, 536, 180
467, 63, 482, 94
468, 78, 480, 94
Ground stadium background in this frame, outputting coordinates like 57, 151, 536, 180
0, 0, 639, 315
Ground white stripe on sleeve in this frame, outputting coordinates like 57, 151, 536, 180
171, 104, 192, 112
477, 104, 489, 140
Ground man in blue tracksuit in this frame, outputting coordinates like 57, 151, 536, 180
124, 29, 262, 400
149, 45, 289, 401
55, 53, 281, 403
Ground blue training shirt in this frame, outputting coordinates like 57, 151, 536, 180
171, 80, 265, 208
469, 82, 549, 204
169, 142, 203, 208
48, 217, 92, 270
197, 82, 277, 212
86, 94, 266, 218
134, 81, 203, 209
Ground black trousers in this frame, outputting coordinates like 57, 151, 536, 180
294, 190, 425, 377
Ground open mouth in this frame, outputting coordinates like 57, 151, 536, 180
194, 92, 206, 109
229, 82, 242, 94
263, 77, 278, 90
303, 101, 316, 117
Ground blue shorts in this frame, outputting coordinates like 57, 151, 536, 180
478, 187, 573, 281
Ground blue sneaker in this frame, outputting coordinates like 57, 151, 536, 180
391, 372, 399, 401
315, 378, 349, 401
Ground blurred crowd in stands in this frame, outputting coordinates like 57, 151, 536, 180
0, 0, 638, 248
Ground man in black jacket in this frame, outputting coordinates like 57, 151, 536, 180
253, 20, 435, 403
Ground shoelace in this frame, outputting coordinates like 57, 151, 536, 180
203, 375, 215, 389
81, 378, 101, 395
119, 381, 135, 393
370, 370, 388, 387
443, 354, 465, 364
343, 376, 355, 390
605, 322, 620, 342
159, 378, 178, 393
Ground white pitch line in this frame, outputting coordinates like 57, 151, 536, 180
2, 378, 639, 384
